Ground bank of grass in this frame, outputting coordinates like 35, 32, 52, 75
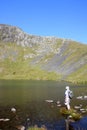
0, 59, 61, 80
66, 64, 87, 84
62, 41, 87, 66
28, 127, 46, 130
0, 41, 87, 82
0, 42, 62, 80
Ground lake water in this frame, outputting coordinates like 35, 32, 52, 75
0, 80, 87, 123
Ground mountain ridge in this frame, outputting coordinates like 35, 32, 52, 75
0, 24, 87, 83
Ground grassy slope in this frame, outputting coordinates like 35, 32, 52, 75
60, 41, 87, 83
66, 64, 87, 84
0, 42, 61, 80
63, 41, 87, 62
0, 41, 87, 83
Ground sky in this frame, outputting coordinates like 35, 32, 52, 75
0, 0, 87, 44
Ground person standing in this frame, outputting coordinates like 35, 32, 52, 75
64, 86, 71, 110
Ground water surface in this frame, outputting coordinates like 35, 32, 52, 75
0, 80, 87, 122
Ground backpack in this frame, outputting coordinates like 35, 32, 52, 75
68, 90, 73, 99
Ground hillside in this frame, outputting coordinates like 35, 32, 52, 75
0, 24, 87, 83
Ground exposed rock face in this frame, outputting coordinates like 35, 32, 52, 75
0, 24, 58, 47
0, 24, 87, 79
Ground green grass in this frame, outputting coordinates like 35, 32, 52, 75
0, 41, 87, 83
0, 42, 61, 80
60, 107, 82, 121
62, 41, 87, 66
28, 127, 46, 130
66, 64, 87, 84
0, 57, 61, 80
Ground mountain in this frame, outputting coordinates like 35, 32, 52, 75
0, 24, 87, 83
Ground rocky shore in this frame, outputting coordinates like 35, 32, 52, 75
0, 105, 87, 130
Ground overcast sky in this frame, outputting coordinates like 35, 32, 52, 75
0, 0, 87, 44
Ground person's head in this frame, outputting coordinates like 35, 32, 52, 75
66, 86, 69, 90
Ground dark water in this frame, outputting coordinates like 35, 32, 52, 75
0, 80, 87, 127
